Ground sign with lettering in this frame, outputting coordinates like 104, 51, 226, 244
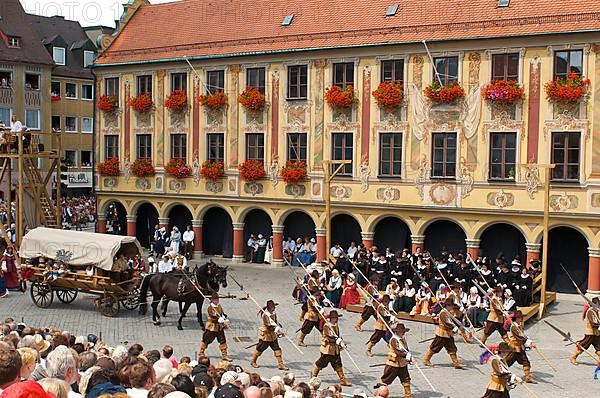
67, 172, 92, 188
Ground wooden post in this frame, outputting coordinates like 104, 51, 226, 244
538, 165, 555, 320
17, 130, 23, 248
56, 133, 62, 227
323, 160, 350, 255
6, 157, 11, 228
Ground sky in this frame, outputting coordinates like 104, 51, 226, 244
19, 0, 178, 28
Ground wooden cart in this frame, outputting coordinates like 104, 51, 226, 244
20, 227, 143, 317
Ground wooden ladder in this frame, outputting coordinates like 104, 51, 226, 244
22, 158, 58, 228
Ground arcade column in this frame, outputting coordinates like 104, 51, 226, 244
271, 225, 284, 266
411, 235, 425, 253
96, 215, 107, 234
192, 219, 203, 258
316, 228, 326, 263
233, 223, 245, 263
126, 215, 137, 237
361, 232, 374, 250
588, 248, 600, 296
465, 239, 480, 259
525, 243, 541, 267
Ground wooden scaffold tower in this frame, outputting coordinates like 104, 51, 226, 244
0, 128, 62, 249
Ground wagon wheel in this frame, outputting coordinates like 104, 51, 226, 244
121, 287, 140, 310
99, 293, 120, 317
30, 282, 54, 308
56, 289, 78, 304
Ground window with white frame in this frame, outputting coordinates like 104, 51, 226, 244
104, 135, 119, 159
82, 84, 93, 100
81, 150, 92, 167
24, 74, 40, 90
171, 72, 187, 92
51, 115, 61, 131
64, 150, 77, 166
65, 83, 77, 98
433, 56, 459, 85
287, 133, 307, 163
53, 47, 66, 65
0, 108, 11, 126
84, 51, 96, 68
81, 117, 93, 133
7, 37, 19, 48
25, 109, 40, 130
105, 77, 119, 96
0, 71, 11, 87
137, 75, 153, 96
51, 81, 61, 98
65, 116, 77, 132
207, 133, 224, 163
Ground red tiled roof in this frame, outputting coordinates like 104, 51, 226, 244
96, 0, 600, 65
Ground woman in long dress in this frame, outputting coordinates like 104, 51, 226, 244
325, 269, 343, 307
2, 246, 19, 290
339, 273, 360, 309
169, 227, 181, 254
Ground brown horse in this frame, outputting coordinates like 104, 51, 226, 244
138, 261, 227, 330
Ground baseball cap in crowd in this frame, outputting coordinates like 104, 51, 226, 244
193, 373, 214, 390
220, 371, 239, 386
214, 383, 243, 398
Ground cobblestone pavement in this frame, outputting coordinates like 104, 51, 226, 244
1, 260, 595, 397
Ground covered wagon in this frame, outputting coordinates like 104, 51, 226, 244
19, 227, 143, 316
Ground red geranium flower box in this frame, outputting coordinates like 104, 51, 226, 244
130, 93, 153, 113
130, 158, 155, 177
199, 91, 228, 111
238, 87, 266, 113
280, 161, 307, 184
238, 159, 265, 182
544, 73, 590, 105
51, 95, 61, 102
482, 80, 525, 107
325, 85, 358, 109
424, 82, 465, 104
97, 157, 120, 176
200, 160, 225, 180
372, 81, 404, 110
97, 94, 118, 113
165, 159, 191, 179
165, 90, 188, 112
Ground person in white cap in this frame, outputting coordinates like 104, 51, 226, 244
170, 227, 181, 255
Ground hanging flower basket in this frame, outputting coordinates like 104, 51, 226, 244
325, 85, 358, 109
130, 93, 153, 113
200, 160, 225, 180
97, 158, 120, 176
238, 87, 266, 113
238, 159, 265, 182
544, 73, 591, 105
481, 80, 525, 107
165, 90, 188, 112
199, 91, 228, 111
423, 82, 465, 104
165, 158, 191, 179
280, 161, 307, 184
97, 94, 118, 113
372, 81, 404, 109
130, 158, 155, 177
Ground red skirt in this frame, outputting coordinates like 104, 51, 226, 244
339, 284, 360, 309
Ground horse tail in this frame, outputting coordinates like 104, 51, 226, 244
138, 274, 153, 315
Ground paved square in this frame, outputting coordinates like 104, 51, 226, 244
2, 261, 595, 397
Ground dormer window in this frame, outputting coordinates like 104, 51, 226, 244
84, 51, 96, 68
53, 47, 66, 65
7, 37, 19, 48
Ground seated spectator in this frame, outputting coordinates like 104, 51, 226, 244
45, 345, 81, 397
127, 361, 155, 398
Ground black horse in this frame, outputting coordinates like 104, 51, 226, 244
138, 261, 228, 330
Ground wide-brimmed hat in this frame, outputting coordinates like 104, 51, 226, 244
328, 310, 340, 319
394, 322, 410, 333
33, 334, 50, 353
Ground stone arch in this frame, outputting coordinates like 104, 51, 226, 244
282, 210, 316, 241
534, 223, 592, 246
196, 203, 235, 221
331, 213, 362, 249
417, 216, 468, 237
542, 226, 590, 293
162, 201, 195, 219
202, 206, 233, 258
277, 208, 319, 227
243, 208, 273, 243
474, 220, 529, 242
135, 202, 159, 248
236, 206, 276, 225
99, 198, 127, 215
167, 204, 193, 236
102, 200, 127, 236
423, 219, 467, 258
372, 216, 412, 254
479, 223, 527, 264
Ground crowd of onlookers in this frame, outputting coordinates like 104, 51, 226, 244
0, 318, 387, 398
61, 196, 97, 231
296, 242, 540, 328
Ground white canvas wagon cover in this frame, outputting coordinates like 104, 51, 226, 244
19, 227, 142, 271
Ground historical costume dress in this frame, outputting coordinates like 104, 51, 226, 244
339, 274, 360, 309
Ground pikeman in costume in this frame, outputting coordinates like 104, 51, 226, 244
505, 311, 537, 384
199, 292, 231, 361
571, 296, 600, 365
481, 343, 523, 398
312, 310, 351, 386
481, 286, 510, 344
299, 269, 322, 320
381, 323, 413, 398
250, 299, 289, 370
355, 284, 380, 331
298, 287, 324, 346
423, 299, 466, 369
366, 294, 395, 356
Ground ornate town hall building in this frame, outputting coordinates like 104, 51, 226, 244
94, 0, 600, 294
